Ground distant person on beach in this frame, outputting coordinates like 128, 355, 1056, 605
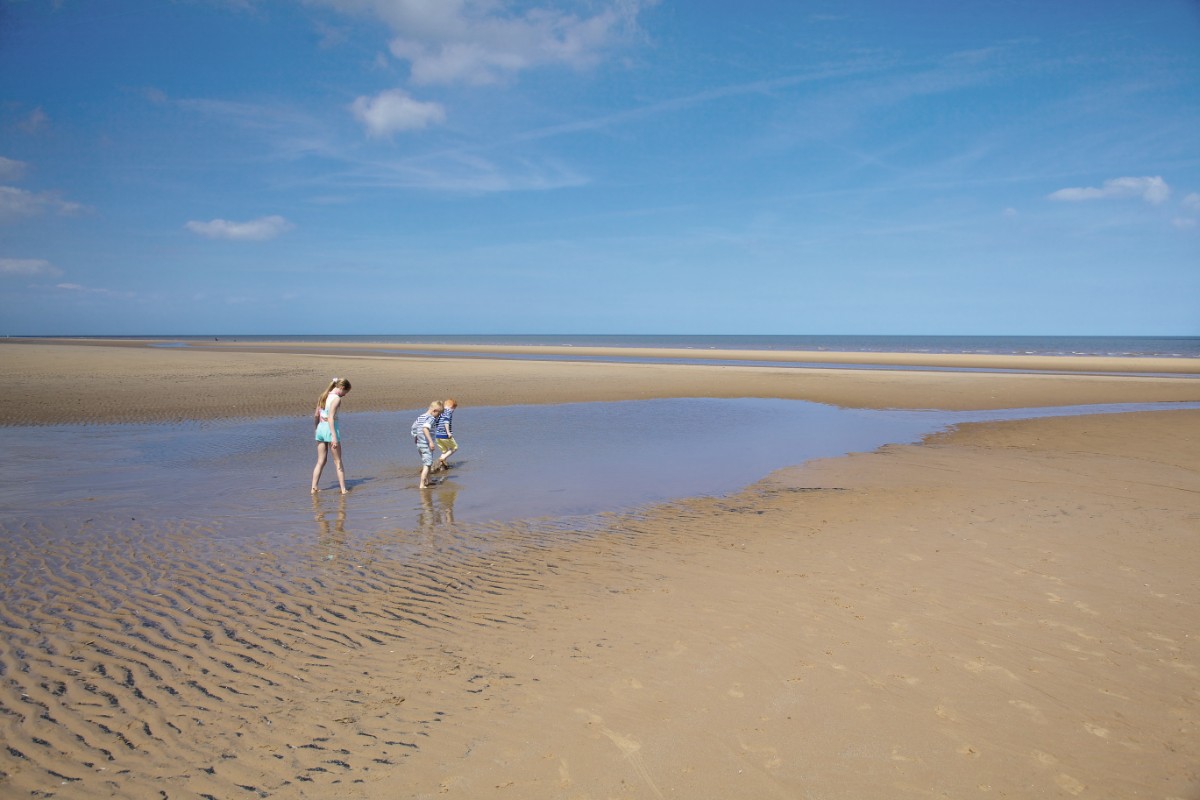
434, 398, 458, 471
411, 400, 444, 490
311, 377, 351, 494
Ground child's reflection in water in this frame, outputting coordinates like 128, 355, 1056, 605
418, 482, 458, 531
312, 491, 347, 543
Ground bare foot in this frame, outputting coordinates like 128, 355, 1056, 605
311, 487, 319, 494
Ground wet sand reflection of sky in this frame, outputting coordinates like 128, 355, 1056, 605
2, 399, 1197, 548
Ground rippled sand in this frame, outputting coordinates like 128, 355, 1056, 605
1, 340, 1198, 798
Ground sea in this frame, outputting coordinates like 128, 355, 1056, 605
58, 333, 1200, 359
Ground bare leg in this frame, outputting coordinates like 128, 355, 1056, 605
330, 443, 348, 494
311, 442, 328, 493
419, 463, 432, 489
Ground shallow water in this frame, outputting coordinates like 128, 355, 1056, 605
3, 398, 1197, 547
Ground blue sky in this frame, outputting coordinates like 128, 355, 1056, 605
1, 0, 1198, 336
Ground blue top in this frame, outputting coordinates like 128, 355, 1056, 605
435, 408, 453, 438
411, 411, 438, 439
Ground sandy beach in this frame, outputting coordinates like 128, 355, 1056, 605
0, 339, 1198, 799
3, 338, 1199, 425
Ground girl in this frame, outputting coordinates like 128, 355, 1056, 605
311, 377, 351, 494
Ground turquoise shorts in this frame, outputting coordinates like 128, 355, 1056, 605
315, 421, 341, 443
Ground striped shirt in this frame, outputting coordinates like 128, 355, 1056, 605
435, 408, 453, 438
411, 411, 438, 439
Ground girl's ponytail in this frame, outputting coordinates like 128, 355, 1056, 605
317, 377, 351, 409
317, 377, 338, 409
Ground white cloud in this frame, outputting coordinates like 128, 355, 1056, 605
0, 157, 27, 181
1174, 192, 1200, 230
185, 215, 294, 240
351, 89, 446, 137
0, 258, 61, 277
316, 0, 650, 86
0, 185, 82, 220
1048, 176, 1170, 205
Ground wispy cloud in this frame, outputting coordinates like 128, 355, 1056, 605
0, 157, 27, 181
328, 149, 587, 194
56, 282, 133, 298
316, 0, 652, 87
0, 185, 83, 221
173, 97, 341, 162
0, 258, 62, 277
327, 60, 887, 193
1048, 176, 1170, 205
1174, 191, 1200, 229
185, 215, 294, 240
351, 89, 446, 137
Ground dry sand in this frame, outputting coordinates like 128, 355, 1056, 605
0, 339, 1198, 799
2, 338, 1199, 424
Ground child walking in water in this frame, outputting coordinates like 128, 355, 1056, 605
411, 400, 444, 489
434, 398, 458, 471
311, 377, 351, 494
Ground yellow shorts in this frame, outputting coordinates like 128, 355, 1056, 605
436, 437, 457, 454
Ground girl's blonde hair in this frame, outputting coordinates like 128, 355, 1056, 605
317, 377, 352, 408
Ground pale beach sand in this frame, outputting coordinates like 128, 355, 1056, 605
3, 338, 1199, 424
0, 339, 1198, 798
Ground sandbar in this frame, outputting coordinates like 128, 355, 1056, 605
2, 338, 1199, 425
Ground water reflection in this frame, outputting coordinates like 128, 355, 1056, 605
418, 482, 458, 530
312, 491, 347, 543
2, 399, 1196, 544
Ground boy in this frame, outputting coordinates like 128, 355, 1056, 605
411, 400, 444, 489
434, 398, 458, 471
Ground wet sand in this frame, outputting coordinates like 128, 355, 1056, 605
1, 339, 1198, 798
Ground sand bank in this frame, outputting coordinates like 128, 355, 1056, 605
1, 409, 1196, 798
2, 338, 1199, 425
1, 339, 1198, 798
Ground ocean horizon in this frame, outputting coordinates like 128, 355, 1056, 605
26, 333, 1200, 358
